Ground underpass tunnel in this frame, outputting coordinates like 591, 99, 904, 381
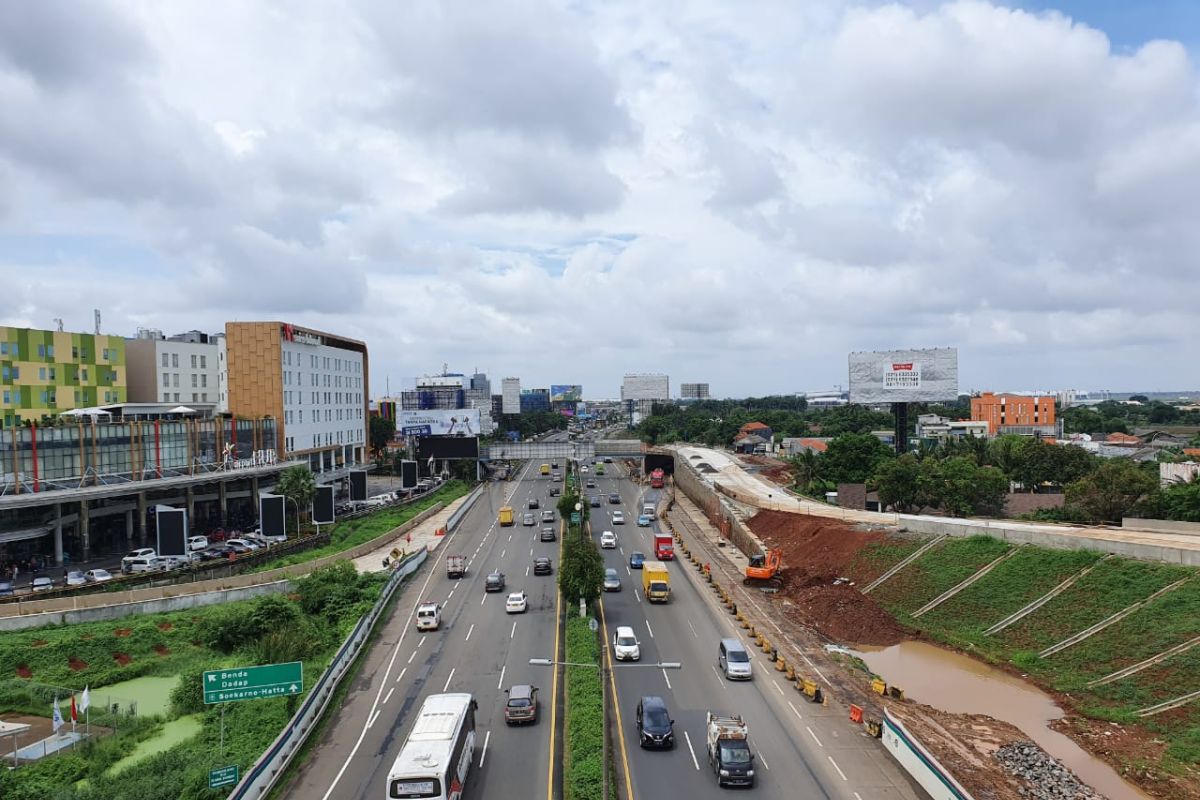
642, 452, 675, 475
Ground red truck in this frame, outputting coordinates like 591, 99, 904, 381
650, 468, 665, 489
654, 532, 674, 561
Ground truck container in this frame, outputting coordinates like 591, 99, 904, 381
650, 468, 665, 489
498, 506, 514, 526
706, 712, 755, 787
654, 533, 674, 561
642, 561, 670, 603
540, 463, 550, 475
446, 555, 466, 578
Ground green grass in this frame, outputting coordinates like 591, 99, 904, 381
251, 480, 471, 572
564, 612, 604, 800
871, 535, 1013, 615
845, 536, 927, 584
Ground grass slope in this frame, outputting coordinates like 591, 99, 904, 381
871, 535, 1013, 615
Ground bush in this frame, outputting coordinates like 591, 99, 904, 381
295, 562, 383, 625
198, 593, 304, 653
169, 667, 210, 716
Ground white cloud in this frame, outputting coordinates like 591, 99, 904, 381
1, 0, 1198, 397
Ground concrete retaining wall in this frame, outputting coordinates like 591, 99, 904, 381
1123, 518, 1200, 536
673, 457, 765, 559
0, 503, 446, 621
883, 708, 976, 800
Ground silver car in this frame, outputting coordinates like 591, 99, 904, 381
603, 568, 621, 592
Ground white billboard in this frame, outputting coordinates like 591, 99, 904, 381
848, 348, 959, 404
397, 409, 481, 437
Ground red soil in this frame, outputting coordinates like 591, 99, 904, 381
30, 639, 47, 648
153, 644, 170, 656
114, 628, 132, 637
157, 622, 173, 632
68, 657, 88, 671
16, 665, 32, 679
113, 653, 132, 666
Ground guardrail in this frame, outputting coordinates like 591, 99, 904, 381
229, 546, 429, 800
444, 482, 488, 533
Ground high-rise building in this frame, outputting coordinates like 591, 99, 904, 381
501, 377, 521, 415
224, 322, 369, 469
125, 329, 221, 407
401, 375, 466, 410
520, 388, 550, 413
1, 325, 127, 428
680, 382, 710, 400
970, 392, 1057, 437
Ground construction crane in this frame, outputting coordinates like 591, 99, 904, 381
744, 548, 783, 589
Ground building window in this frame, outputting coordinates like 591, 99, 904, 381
201, 374, 207, 387
48, 367, 55, 381
200, 354, 207, 368
202, 393, 208, 401
161, 352, 169, 367
163, 374, 170, 387
171, 353, 179, 368
191, 354, 197, 368
0, 342, 6, 355
81, 368, 88, 381
38, 367, 46, 380
1, 390, 8, 404
37, 344, 46, 358
40, 390, 48, 403
162, 392, 170, 402
191, 374, 198, 388
299, 409, 304, 423
174, 393, 180, 402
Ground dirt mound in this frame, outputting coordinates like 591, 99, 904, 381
748, 509, 888, 579
780, 584, 912, 646
153, 644, 170, 656
157, 622, 173, 632
113, 653, 132, 666
16, 664, 32, 679
114, 628, 131, 637
68, 657, 88, 671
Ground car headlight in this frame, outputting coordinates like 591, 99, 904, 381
720, 770, 730, 776
746, 769, 755, 777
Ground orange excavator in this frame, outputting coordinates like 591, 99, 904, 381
744, 548, 783, 589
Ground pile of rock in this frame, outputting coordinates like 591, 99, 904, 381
995, 742, 1104, 799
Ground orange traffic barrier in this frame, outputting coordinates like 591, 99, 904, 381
849, 704, 863, 724
434, 527, 447, 537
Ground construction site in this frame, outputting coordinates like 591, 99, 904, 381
656, 447, 1200, 800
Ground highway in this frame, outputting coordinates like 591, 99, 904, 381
593, 461, 926, 800
284, 458, 566, 800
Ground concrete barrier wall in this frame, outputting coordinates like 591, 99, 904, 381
1123, 518, 1200, 536
673, 457, 765, 559
0, 503, 446, 620
882, 709, 977, 800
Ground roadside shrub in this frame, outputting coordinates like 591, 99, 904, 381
198, 593, 303, 653
169, 666, 211, 715
295, 562, 381, 625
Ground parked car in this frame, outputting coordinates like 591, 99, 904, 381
485, 571, 506, 592
0, 581, 12, 596
84, 569, 114, 583
121, 548, 157, 573
223, 541, 251, 554
124, 556, 164, 574
636, 696, 675, 749
198, 546, 230, 561
225, 538, 261, 551
629, 552, 646, 569
187, 535, 209, 551
504, 684, 539, 725
603, 568, 621, 592
612, 511, 625, 525
600, 531, 617, 549
613, 625, 640, 660
505, 592, 528, 613
533, 557, 553, 576
65, 570, 87, 586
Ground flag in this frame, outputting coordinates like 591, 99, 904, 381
71, 694, 78, 723
427, 455, 434, 472
52, 696, 63, 732
80, 686, 90, 714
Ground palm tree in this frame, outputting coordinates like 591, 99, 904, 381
275, 465, 316, 534
790, 450, 821, 491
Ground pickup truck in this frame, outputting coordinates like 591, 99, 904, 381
641, 560, 670, 603
706, 712, 756, 787
446, 555, 466, 578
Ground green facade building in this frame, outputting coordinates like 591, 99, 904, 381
0, 326, 127, 429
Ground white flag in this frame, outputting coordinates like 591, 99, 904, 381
80, 686, 90, 714
52, 696, 63, 732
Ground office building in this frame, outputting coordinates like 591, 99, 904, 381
224, 322, 369, 469
970, 392, 1057, 437
680, 382, 710, 400
401, 375, 466, 410
520, 388, 550, 413
915, 414, 990, 441
1, 325, 127, 428
125, 328, 221, 408
501, 377, 521, 415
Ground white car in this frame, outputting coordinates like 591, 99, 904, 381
225, 538, 261, 551
31, 576, 54, 593
600, 531, 617, 549
612, 511, 625, 525
187, 535, 209, 551
505, 592, 528, 614
580, 465, 589, 473
65, 570, 87, 587
613, 625, 641, 661
84, 569, 114, 583
121, 548, 156, 573
416, 602, 442, 631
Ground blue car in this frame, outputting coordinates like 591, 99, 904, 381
629, 552, 645, 569
637, 515, 651, 527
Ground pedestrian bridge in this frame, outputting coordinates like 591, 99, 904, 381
481, 439, 646, 462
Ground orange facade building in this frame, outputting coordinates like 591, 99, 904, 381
970, 392, 1055, 436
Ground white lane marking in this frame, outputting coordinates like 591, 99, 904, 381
626, 564, 631, 575
758, 750, 770, 770
807, 726, 823, 747
646, 620, 654, 638
828, 756, 848, 781
854, 793, 864, 800
508, 534, 512, 541
683, 731, 700, 770
448, 588, 455, 598
772, 681, 785, 697
383, 688, 394, 705
634, 588, 641, 603
712, 665, 727, 686
501, 549, 506, 558
395, 667, 407, 683
687, 620, 698, 638
788, 701, 803, 720
662, 668, 672, 690
367, 709, 381, 728
526, 566, 530, 576
511, 621, 517, 639
443, 668, 456, 692
530, 547, 534, 556
408, 650, 418, 664
417, 637, 426, 650
465, 624, 475, 642
497, 665, 506, 690
481, 594, 487, 605
479, 729, 492, 767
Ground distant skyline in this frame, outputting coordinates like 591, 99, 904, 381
3, 2, 1198, 395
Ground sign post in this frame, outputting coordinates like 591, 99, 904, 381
209, 765, 239, 789
203, 662, 304, 705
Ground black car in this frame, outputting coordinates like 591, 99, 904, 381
549, 486, 561, 497
533, 557, 553, 575
197, 546, 230, 561
590, 496, 601, 507
528, 498, 540, 509
609, 493, 621, 505
636, 696, 675, 749
540, 526, 556, 542
485, 571, 506, 592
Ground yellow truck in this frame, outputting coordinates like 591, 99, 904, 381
499, 506, 515, 526
540, 463, 550, 475
642, 560, 670, 603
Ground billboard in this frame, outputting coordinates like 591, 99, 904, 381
848, 348, 959, 404
398, 409, 480, 437
400, 460, 418, 490
155, 506, 187, 556
313, 485, 336, 525
259, 494, 287, 538
551, 385, 583, 402
349, 470, 368, 502
417, 435, 480, 460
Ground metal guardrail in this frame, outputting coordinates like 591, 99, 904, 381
228, 546, 429, 800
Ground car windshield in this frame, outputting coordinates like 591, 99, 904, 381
617, 635, 636, 646
728, 650, 750, 662
606, 570, 617, 578
721, 745, 752, 764
645, 707, 670, 728
507, 697, 531, 708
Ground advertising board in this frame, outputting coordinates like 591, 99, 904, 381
551, 385, 583, 402
259, 494, 286, 538
417, 435, 480, 460
155, 506, 187, 556
397, 409, 480, 437
848, 348, 959, 404
349, 470, 368, 502
312, 485, 335, 525
400, 460, 418, 490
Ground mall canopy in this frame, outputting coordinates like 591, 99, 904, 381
167, 406, 197, 414
59, 407, 113, 417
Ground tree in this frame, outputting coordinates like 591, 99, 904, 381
1128, 395, 1150, 404
923, 457, 1009, 517
1065, 459, 1159, 524
369, 414, 396, 459
1150, 477, 1200, 522
789, 450, 822, 492
559, 525, 604, 604
873, 454, 925, 513
819, 433, 894, 484
275, 465, 316, 532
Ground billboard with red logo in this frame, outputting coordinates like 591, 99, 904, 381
848, 348, 958, 403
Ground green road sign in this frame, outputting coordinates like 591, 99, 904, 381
570, 512, 581, 524
203, 662, 303, 704
209, 765, 239, 788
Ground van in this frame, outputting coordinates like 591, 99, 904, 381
124, 556, 163, 574
642, 504, 655, 520
416, 602, 442, 631
718, 638, 753, 680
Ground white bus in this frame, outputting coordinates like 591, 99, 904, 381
387, 692, 478, 800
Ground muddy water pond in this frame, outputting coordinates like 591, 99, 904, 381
855, 640, 1151, 800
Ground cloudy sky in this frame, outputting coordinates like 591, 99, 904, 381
2, 1, 1198, 398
